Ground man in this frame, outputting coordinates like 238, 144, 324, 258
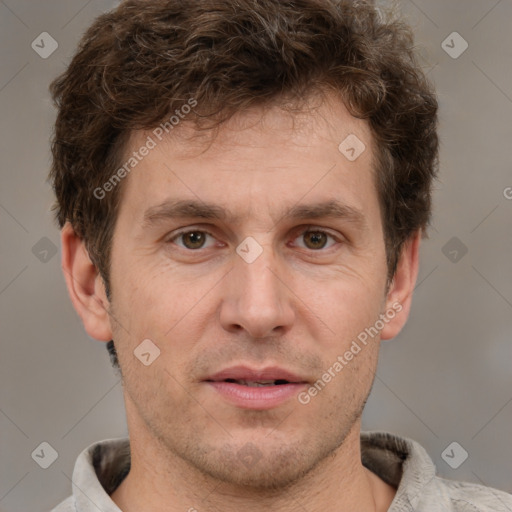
49, 0, 512, 511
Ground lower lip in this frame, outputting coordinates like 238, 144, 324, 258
206, 381, 307, 410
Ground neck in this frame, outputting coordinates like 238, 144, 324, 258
111, 419, 394, 512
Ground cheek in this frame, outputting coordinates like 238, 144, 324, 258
109, 259, 218, 377
110, 256, 180, 334
294, 269, 386, 347
120, 349, 201, 437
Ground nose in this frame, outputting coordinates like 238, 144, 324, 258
219, 245, 295, 339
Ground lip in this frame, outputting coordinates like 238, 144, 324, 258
203, 365, 309, 410
205, 365, 307, 383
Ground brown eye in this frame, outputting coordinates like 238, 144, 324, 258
172, 230, 215, 250
182, 231, 206, 249
302, 231, 328, 250
292, 228, 339, 251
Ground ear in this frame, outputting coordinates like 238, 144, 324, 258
61, 222, 113, 341
380, 230, 421, 341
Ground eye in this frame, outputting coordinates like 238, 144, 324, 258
293, 228, 340, 251
169, 229, 217, 250
167, 226, 341, 253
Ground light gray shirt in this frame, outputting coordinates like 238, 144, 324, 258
51, 431, 512, 511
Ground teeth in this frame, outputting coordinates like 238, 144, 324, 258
238, 380, 276, 387
221, 378, 292, 386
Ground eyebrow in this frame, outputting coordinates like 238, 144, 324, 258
141, 198, 367, 231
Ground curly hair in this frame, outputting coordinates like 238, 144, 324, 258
49, 0, 438, 365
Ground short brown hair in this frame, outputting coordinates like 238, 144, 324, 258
50, 0, 438, 300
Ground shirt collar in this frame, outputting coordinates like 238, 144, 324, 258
69, 431, 436, 511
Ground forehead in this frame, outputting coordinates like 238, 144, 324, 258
116, 94, 379, 227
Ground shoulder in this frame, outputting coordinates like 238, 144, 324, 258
433, 477, 512, 512
49, 495, 75, 512
360, 431, 512, 512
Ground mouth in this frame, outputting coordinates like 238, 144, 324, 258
203, 366, 308, 409
211, 378, 295, 387
204, 365, 308, 385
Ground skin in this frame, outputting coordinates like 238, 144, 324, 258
62, 92, 420, 512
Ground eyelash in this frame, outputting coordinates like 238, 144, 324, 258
167, 226, 342, 252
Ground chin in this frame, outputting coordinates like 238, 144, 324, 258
183, 436, 338, 492
205, 451, 309, 490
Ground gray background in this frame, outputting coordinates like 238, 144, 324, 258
1, 0, 511, 510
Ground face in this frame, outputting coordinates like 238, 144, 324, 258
102, 95, 397, 488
